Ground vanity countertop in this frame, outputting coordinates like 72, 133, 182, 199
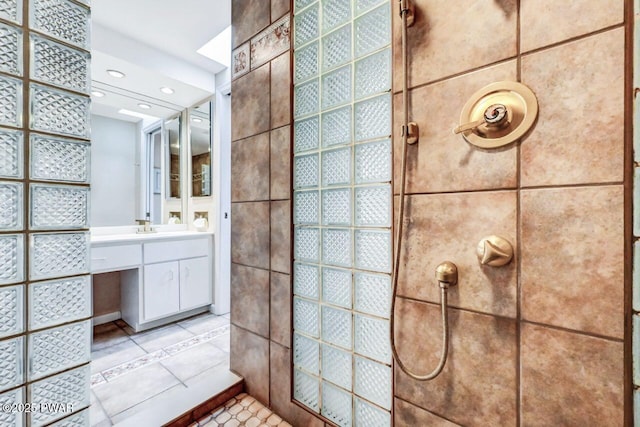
91, 230, 213, 244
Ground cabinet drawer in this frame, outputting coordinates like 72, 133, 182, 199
144, 237, 209, 264
92, 244, 142, 272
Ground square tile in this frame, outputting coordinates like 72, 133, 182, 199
91, 338, 146, 374
92, 363, 181, 418
230, 263, 270, 337
270, 126, 291, 200
230, 325, 269, 404
397, 191, 517, 317
131, 324, 194, 353
521, 29, 624, 187
271, 200, 291, 274
231, 65, 271, 141
395, 299, 517, 426
231, 132, 270, 202
271, 272, 291, 347
231, 202, 270, 269
521, 186, 624, 338
160, 343, 228, 382
521, 323, 623, 426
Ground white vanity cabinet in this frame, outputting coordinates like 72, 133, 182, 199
91, 232, 213, 332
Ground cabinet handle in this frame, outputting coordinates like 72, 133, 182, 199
185, 267, 190, 278
92, 257, 107, 261
167, 270, 174, 281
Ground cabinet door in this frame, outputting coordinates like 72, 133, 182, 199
179, 257, 211, 311
143, 262, 180, 321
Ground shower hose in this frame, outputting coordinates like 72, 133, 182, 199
389, 0, 452, 381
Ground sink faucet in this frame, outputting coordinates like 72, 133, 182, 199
135, 219, 154, 233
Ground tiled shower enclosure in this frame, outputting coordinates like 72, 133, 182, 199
0, 0, 92, 425
292, 0, 393, 425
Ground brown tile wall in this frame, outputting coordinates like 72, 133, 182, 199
230, 1, 325, 425
392, 1, 628, 426
230, 0, 630, 426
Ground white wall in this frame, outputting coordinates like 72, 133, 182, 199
91, 114, 138, 226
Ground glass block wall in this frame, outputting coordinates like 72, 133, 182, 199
292, 0, 393, 425
0, 0, 92, 425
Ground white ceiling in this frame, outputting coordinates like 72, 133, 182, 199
90, 0, 231, 122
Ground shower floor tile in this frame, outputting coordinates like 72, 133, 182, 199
90, 312, 231, 426
197, 393, 292, 427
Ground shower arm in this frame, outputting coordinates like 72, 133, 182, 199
389, 0, 456, 381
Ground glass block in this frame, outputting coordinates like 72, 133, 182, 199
0, 234, 24, 285
29, 275, 91, 330
355, 0, 386, 15
355, 185, 391, 227
294, 2, 319, 48
0, 128, 23, 178
0, 22, 22, 76
28, 319, 91, 381
322, 381, 352, 427
294, 227, 319, 262
322, 267, 352, 308
322, 188, 351, 226
354, 356, 391, 410
0, 337, 24, 392
322, 23, 351, 71
322, 344, 352, 390
294, 153, 319, 189
29, 232, 90, 281
30, 83, 90, 139
322, 65, 351, 109
322, 306, 352, 349
49, 409, 89, 427
0, 284, 24, 339
322, 105, 352, 148
28, 365, 90, 427
294, 79, 319, 119
294, 333, 319, 374
30, 133, 90, 183
355, 314, 390, 363
294, 190, 319, 225
355, 139, 391, 183
322, 147, 351, 186
355, 397, 390, 427
355, 230, 391, 273
323, 228, 352, 267
294, 369, 320, 412
0, 0, 21, 23
354, 3, 391, 58
295, 0, 316, 11
30, 33, 90, 93
0, 387, 24, 427
0, 181, 23, 231
29, 0, 90, 49
322, 0, 351, 33
294, 262, 320, 299
0, 74, 22, 127
355, 272, 391, 318
294, 116, 319, 153
30, 184, 89, 230
355, 94, 391, 142
295, 41, 319, 83
294, 297, 319, 337
355, 48, 391, 100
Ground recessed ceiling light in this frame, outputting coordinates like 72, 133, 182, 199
107, 69, 126, 78
138, 103, 151, 110
192, 117, 202, 123
91, 90, 105, 98
160, 87, 174, 94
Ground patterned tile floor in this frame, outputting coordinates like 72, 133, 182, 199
194, 393, 291, 427
90, 312, 231, 426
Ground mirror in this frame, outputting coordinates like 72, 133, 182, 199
189, 100, 212, 197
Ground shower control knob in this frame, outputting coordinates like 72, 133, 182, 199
477, 235, 513, 267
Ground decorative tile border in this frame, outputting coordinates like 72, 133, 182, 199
251, 15, 291, 70
232, 42, 250, 80
232, 15, 291, 81
91, 324, 230, 386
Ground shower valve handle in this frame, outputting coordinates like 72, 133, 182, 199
454, 104, 510, 135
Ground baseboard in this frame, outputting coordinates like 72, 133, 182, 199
93, 311, 121, 326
